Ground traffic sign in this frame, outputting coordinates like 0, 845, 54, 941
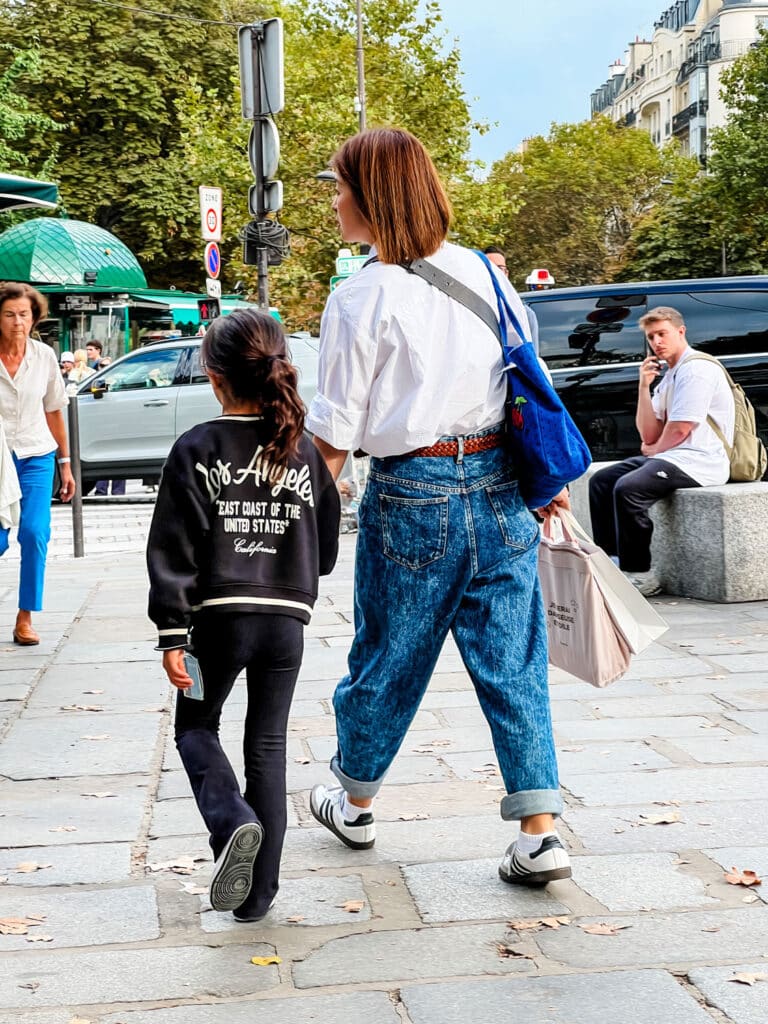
335, 253, 368, 276
206, 277, 222, 299
204, 242, 221, 279
238, 19, 284, 119
199, 186, 222, 241
249, 118, 280, 180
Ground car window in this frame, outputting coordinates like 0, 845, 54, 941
531, 296, 647, 369
644, 290, 768, 357
188, 346, 209, 385
93, 349, 182, 393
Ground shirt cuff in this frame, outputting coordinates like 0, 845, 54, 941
306, 393, 366, 452
154, 628, 189, 651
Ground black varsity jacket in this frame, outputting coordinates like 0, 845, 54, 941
146, 416, 340, 649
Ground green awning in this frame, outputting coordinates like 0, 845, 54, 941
0, 172, 58, 212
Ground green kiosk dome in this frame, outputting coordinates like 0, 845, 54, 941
0, 218, 147, 288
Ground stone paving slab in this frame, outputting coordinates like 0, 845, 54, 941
0, 944, 279, 1009
533, 906, 768, 969
704, 846, 768, 903
553, 716, 734, 742
665, 735, 768, 764
401, 968, 715, 1024
99, 992, 400, 1024
722, 710, 768, 732
563, 800, 768, 854
688, 963, 768, 1024
25, 662, 170, 709
52, 642, 157, 665
573, 852, 718, 911
402, 858, 568, 923
149, 796, 299, 839
293, 922, 534, 988
200, 874, 372, 931
0, 712, 163, 779
0, 842, 131, 886
579, 694, 725, 717
0, 886, 159, 949
555, 741, 675, 774
565, 766, 768, 806
1, 776, 149, 847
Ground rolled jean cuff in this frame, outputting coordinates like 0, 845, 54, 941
501, 788, 564, 821
330, 753, 383, 799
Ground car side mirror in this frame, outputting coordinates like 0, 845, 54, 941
89, 381, 109, 400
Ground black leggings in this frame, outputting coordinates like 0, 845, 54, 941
175, 612, 303, 917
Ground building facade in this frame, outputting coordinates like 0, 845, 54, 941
591, 0, 768, 162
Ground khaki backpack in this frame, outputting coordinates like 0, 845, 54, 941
685, 353, 767, 482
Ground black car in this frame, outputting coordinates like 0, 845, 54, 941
523, 277, 768, 461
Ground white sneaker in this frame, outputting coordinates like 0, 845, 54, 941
309, 784, 376, 850
629, 571, 663, 597
499, 834, 572, 887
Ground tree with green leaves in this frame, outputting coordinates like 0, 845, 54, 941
0, 45, 60, 175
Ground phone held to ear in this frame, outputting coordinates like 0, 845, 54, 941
182, 653, 205, 700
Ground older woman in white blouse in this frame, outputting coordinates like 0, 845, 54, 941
0, 282, 75, 644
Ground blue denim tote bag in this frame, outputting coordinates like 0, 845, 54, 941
475, 251, 592, 509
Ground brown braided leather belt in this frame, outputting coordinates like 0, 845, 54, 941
407, 431, 504, 458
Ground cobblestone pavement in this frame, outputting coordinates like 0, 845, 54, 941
1, 508, 767, 1023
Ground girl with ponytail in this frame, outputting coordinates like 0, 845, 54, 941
147, 309, 340, 921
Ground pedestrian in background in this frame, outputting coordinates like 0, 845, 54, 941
147, 309, 340, 920
85, 339, 103, 368
483, 246, 541, 355
59, 351, 75, 382
308, 128, 571, 887
0, 282, 75, 645
65, 349, 93, 393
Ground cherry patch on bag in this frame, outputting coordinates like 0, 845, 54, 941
510, 396, 527, 430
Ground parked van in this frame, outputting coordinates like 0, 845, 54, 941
523, 276, 768, 460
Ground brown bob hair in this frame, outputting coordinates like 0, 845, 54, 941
0, 282, 48, 327
331, 128, 452, 265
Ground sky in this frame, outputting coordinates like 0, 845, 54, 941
426, 0, 670, 166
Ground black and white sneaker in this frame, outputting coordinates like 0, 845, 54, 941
309, 784, 376, 850
499, 834, 572, 887
209, 821, 264, 911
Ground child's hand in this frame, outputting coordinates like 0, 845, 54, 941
162, 648, 193, 690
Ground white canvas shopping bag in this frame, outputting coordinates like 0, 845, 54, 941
538, 510, 668, 687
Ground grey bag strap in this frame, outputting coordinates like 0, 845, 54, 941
402, 258, 502, 342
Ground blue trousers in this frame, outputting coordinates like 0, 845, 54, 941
0, 452, 55, 611
331, 427, 563, 822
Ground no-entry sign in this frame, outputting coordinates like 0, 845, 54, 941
199, 185, 222, 241
204, 241, 221, 279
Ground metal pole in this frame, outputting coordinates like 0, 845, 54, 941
257, 247, 270, 310
356, 0, 367, 131
721, 240, 727, 276
67, 397, 84, 558
252, 22, 269, 308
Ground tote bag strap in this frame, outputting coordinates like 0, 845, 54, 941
400, 258, 502, 342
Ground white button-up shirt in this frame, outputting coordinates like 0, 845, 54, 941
307, 242, 530, 457
0, 338, 68, 458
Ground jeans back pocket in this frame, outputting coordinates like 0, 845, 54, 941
486, 480, 539, 550
379, 494, 449, 570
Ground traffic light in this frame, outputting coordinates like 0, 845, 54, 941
197, 298, 221, 321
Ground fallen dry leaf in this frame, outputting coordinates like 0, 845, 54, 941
81, 735, 110, 741
743, 893, 760, 904
69, 1018, 95, 1024
15, 862, 52, 873
578, 922, 632, 936
26, 934, 53, 943
411, 746, 437, 754
178, 882, 208, 895
18, 981, 40, 990
146, 855, 207, 875
286, 915, 305, 923
701, 925, 720, 933
730, 972, 768, 986
338, 899, 365, 913
60, 704, 104, 712
495, 943, 533, 959
509, 916, 570, 931
250, 955, 281, 966
397, 813, 429, 821
48, 825, 77, 833
0, 915, 46, 935
293, 757, 310, 765
81, 792, 117, 799
82, 689, 104, 694
724, 867, 762, 887
0, 876, 8, 885
638, 812, 680, 826
428, 739, 452, 747
559, 745, 585, 753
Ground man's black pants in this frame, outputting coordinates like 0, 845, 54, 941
588, 456, 699, 572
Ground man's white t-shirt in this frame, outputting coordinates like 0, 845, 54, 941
651, 347, 734, 486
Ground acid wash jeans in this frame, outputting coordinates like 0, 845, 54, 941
331, 425, 563, 822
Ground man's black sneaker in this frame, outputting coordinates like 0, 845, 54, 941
309, 784, 376, 850
209, 821, 264, 911
499, 834, 572, 887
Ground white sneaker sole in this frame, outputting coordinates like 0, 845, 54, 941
209, 821, 263, 911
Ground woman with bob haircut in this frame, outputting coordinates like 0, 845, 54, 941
307, 128, 571, 888
0, 282, 75, 645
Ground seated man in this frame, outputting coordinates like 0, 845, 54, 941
589, 306, 735, 596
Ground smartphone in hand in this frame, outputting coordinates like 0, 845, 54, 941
182, 653, 205, 700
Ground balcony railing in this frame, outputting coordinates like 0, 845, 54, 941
672, 99, 708, 134
623, 109, 637, 127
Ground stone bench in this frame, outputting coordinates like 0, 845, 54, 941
567, 465, 768, 603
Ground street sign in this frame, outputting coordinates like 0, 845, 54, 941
197, 298, 221, 321
330, 275, 346, 291
238, 19, 285, 119
248, 180, 283, 216
335, 253, 369, 276
248, 118, 280, 180
199, 186, 222, 241
204, 241, 221, 279
206, 277, 222, 299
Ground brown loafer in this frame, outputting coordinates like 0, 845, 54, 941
12, 622, 40, 646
